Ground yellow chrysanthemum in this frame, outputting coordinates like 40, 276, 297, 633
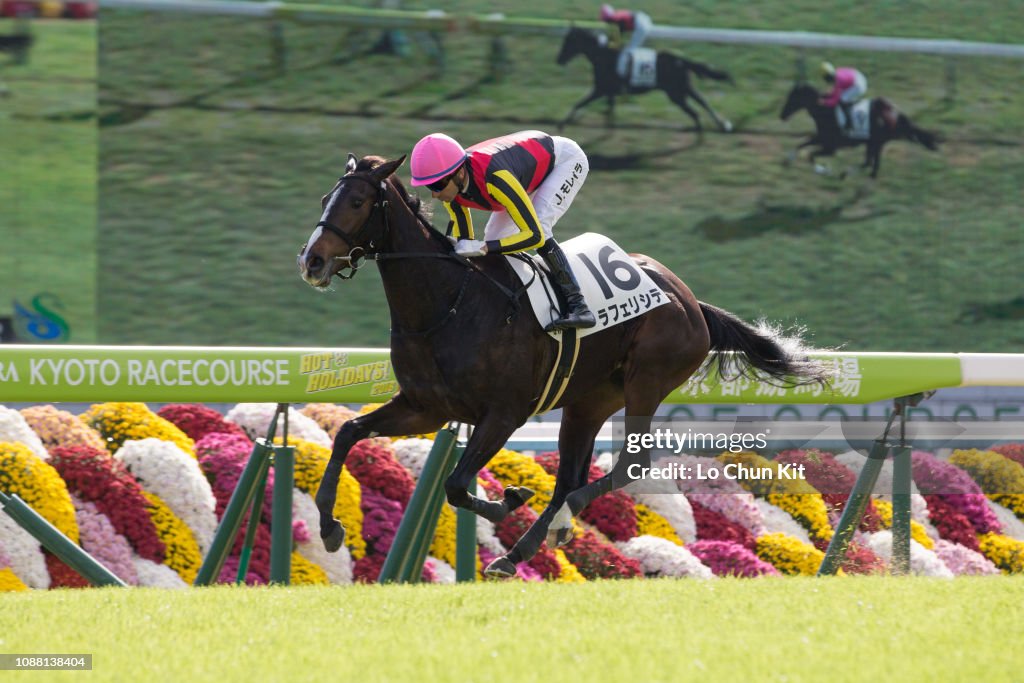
142, 491, 202, 584
0, 568, 29, 592
290, 552, 330, 585
554, 549, 586, 583
285, 437, 365, 560
80, 403, 194, 457
635, 504, 684, 545
978, 533, 1024, 574
720, 451, 832, 542
0, 441, 79, 544
871, 499, 934, 549
487, 449, 557, 512
756, 532, 825, 576
950, 449, 1024, 520
429, 505, 458, 568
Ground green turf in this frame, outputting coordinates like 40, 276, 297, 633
0, 19, 96, 343
2, 577, 1022, 681
95, 3, 1023, 350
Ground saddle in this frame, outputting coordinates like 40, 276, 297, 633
505, 232, 669, 340
836, 99, 872, 140
622, 47, 657, 88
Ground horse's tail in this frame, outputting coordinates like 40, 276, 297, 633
698, 302, 830, 387
681, 58, 733, 84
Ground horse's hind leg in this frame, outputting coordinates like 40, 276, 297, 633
665, 88, 703, 133
485, 389, 624, 577
687, 88, 733, 132
548, 311, 707, 541
444, 415, 533, 524
316, 396, 444, 552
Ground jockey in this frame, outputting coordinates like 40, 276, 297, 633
820, 61, 868, 133
599, 4, 653, 81
409, 130, 597, 332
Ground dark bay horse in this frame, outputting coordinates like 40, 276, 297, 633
556, 27, 733, 133
780, 83, 939, 178
297, 154, 827, 577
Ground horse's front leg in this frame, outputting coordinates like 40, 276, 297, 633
809, 146, 837, 175
785, 137, 818, 165
560, 90, 603, 129
443, 414, 533, 524
316, 395, 444, 552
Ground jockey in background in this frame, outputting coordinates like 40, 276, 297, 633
409, 131, 597, 332
599, 4, 653, 81
820, 62, 868, 133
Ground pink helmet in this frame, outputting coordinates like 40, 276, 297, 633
409, 133, 467, 186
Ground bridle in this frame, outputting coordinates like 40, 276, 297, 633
314, 173, 391, 280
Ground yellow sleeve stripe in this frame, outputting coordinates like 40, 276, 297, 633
487, 170, 544, 252
444, 202, 474, 240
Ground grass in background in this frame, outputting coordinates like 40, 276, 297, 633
98, 3, 1023, 350
3, 577, 1023, 682
0, 19, 96, 343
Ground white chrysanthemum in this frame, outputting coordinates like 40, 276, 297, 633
593, 452, 615, 473
426, 556, 456, 584
114, 438, 218, 553
392, 438, 434, 479
132, 556, 188, 588
625, 480, 698, 544
754, 498, 812, 545
985, 499, 1024, 540
226, 403, 331, 448
617, 535, 712, 579
0, 512, 49, 589
865, 530, 953, 578
0, 405, 49, 461
292, 490, 352, 584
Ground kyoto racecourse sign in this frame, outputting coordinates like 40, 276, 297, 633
0, 345, 1015, 404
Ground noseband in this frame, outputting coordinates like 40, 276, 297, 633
315, 173, 390, 280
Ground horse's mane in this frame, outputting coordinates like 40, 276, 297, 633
358, 155, 450, 250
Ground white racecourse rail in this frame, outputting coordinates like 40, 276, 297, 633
97, 0, 1024, 60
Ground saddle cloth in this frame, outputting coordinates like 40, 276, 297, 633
626, 47, 657, 88
837, 99, 871, 140
505, 232, 670, 340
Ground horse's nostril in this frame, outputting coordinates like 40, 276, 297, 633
308, 255, 324, 272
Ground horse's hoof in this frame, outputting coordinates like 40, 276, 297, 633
722, 120, 733, 133
321, 520, 346, 553
484, 556, 517, 579
504, 486, 535, 511
546, 526, 574, 548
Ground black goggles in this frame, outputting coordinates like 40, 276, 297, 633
426, 174, 455, 192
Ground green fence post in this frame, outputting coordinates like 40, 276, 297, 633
269, 445, 295, 584
235, 452, 273, 583
455, 506, 477, 582
379, 424, 461, 583
195, 438, 274, 586
891, 444, 913, 575
0, 491, 127, 587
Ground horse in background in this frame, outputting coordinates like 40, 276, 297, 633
556, 26, 734, 134
296, 154, 828, 577
780, 82, 939, 178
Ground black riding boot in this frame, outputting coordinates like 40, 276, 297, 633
537, 239, 596, 332
840, 102, 854, 132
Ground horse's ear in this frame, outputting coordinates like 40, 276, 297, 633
345, 153, 358, 175
371, 155, 406, 182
